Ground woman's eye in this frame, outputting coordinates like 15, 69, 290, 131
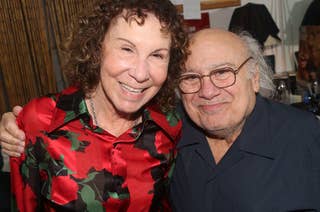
152, 53, 164, 59
121, 47, 133, 52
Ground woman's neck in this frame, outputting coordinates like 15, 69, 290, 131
86, 91, 142, 137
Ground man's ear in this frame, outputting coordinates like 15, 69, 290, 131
251, 64, 260, 93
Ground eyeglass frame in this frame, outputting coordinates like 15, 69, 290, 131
178, 56, 253, 94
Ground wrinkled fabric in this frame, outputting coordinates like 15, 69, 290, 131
10, 87, 181, 212
170, 95, 320, 212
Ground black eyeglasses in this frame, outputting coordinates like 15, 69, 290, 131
178, 57, 253, 94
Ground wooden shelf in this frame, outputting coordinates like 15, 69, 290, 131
176, 0, 240, 13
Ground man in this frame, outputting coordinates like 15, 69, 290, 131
1, 29, 320, 211
170, 29, 320, 211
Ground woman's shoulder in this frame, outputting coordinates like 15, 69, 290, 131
18, 87, 81, 127
17, 93, 59, 132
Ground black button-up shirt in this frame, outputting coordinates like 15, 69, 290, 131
171, 95, 320, 212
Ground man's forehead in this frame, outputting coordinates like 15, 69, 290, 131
191, 36, 243, 51
188, 39, 246, 64
185, 59, 238, 73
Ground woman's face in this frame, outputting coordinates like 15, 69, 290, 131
96, 13, 171, 115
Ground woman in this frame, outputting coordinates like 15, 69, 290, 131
8, 0, 188, 211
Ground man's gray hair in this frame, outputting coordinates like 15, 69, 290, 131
238, 31, 275, 97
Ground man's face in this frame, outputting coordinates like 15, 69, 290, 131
181, 30, 260, 137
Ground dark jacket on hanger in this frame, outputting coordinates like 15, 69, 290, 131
229, 3, 281, 47
301, 0, 320, 26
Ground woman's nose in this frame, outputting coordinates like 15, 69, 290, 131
128, 59, 150, 82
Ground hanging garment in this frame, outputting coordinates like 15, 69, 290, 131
301, 0, 320, 26
229, 3, 281, 48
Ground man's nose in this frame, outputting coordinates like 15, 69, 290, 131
198, 77, 221, 99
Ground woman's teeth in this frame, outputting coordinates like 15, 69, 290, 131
121, 83, 144, 93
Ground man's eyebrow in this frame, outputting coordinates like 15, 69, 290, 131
183, 69, 197, 73
208, 62, 236, 69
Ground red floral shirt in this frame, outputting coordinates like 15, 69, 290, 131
10, 87, 181, 212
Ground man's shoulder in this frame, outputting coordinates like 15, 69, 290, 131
265, 97, 318, 127
256, 95, 313, 121
261, 97, 320, 155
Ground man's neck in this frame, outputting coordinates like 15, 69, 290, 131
206, 123, 243, 164
207, 138, 232, 164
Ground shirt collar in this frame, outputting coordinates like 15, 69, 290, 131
178, 95, 276, 159
236, 94, 276, 159
47, 87, 181, 141
142, 104, 182, 141
47, 87, 90, 132
177, 103, 208, 148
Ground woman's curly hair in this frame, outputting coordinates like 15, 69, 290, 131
63, 0, 189, 112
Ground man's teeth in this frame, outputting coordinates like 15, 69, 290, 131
121, 83, 143, 93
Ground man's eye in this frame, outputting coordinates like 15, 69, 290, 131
215, 68, 233, 75
182, 75, 199, 81
212, 68, 233, 79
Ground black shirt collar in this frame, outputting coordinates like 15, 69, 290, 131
178, 95, 276, 159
